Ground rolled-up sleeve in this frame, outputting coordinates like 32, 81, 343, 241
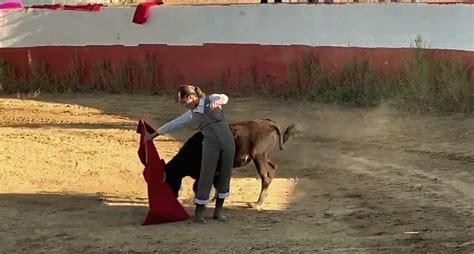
158, 110, 193, 134
209, 93, 229, 106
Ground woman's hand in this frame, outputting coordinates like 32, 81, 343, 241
209, 94, 229, 109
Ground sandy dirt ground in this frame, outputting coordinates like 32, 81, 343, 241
0, 93, 473, 253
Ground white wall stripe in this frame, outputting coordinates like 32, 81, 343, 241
1, 4, 473, 50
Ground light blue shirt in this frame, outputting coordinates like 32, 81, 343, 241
157, 94, 228, 134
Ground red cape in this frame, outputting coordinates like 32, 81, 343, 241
132, 1, 163, 25
136, 119, 189, 225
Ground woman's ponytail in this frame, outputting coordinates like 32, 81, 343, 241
193, 85, 204, 98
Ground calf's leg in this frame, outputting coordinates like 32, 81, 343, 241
267, 159, 277, 179
248, 154, 272, 209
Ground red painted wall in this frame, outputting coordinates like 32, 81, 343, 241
0, 44, 472, 91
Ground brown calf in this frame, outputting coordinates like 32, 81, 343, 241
164, 119, 300, 208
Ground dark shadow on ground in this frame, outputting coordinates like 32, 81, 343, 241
1, 176, 472, 253
0, 192, 292, 252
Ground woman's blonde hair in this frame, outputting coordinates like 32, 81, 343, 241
175, 85, 205, 103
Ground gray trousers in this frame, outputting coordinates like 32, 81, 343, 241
195, 121, 235, 205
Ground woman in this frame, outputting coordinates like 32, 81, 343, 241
147, 85, 235, 224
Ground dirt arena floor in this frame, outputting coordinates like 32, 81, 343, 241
0, 93, 472, 253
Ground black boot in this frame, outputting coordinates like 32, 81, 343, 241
194, 204, 207, 224
213, 198, 228, 221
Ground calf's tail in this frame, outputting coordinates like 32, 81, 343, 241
261, 119, 299, 150
282, 124, 300, 147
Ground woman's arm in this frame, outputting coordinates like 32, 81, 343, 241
148, 110, 193, 140
158, 110, 193, 134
